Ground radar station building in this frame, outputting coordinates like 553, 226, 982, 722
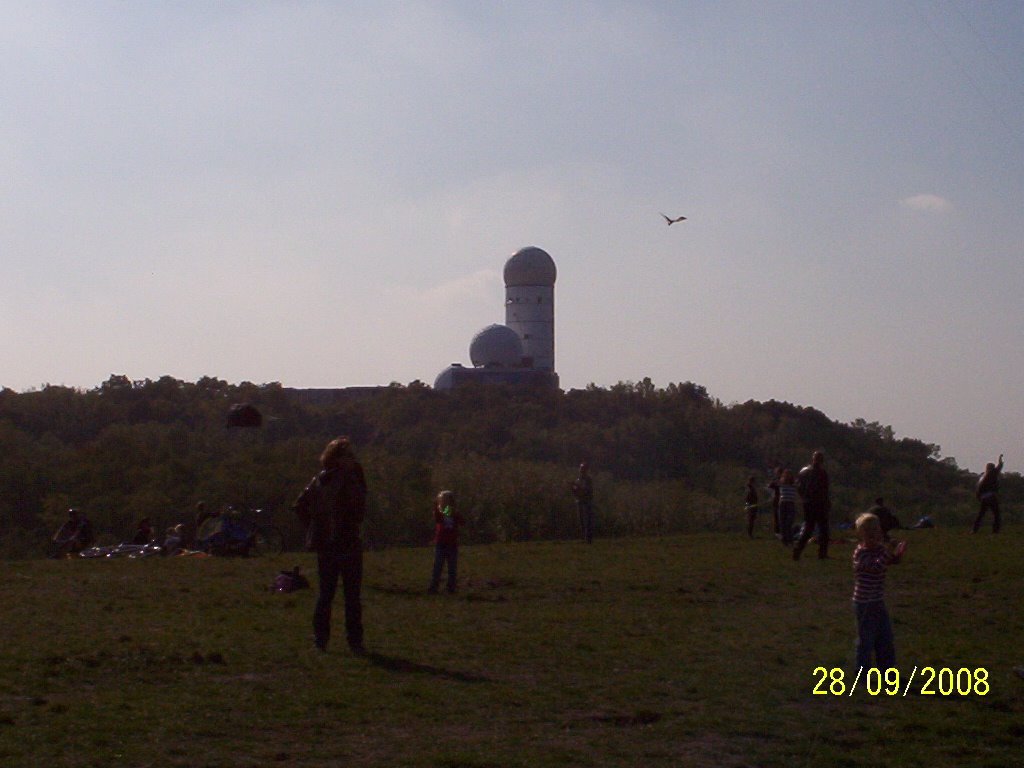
434, 246, 559, 390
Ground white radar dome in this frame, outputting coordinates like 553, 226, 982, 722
469, 324, 523, 368
503, 246, 556, 287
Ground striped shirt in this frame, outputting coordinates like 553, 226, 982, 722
852, 544, 892, 603
778, 483, 798, 505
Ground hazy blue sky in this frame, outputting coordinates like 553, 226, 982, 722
2, 1, 1022, 472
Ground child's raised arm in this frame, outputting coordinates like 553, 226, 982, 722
891, 539, 907, 564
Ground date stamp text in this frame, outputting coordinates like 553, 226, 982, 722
811, 666, 989, 696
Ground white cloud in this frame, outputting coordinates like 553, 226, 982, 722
383, 269, 501, 311
900, 193, 953, 212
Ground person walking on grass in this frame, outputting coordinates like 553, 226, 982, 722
428, 490, 464, 594
294, 437, 367, 654
973, 454, 1004, 534
570, 462, 594, 544
793, 450, 831, 560
744, 476, 759, 538
852, 512, 906, 671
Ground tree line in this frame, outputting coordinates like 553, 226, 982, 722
0, 374, 1016, 558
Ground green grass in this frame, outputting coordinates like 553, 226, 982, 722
1, 528, 1022, 767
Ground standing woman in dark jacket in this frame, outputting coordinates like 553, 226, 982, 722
294, 437, 368, 653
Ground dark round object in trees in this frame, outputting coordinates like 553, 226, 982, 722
226, 403, 262, 428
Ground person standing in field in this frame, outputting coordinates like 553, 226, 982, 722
294, 437, 368, 654
868, 497, 900, 540
570, 462, 594, 544
767, 467, 782, 537
428, 490, 464, 594
744, 476, 759, 538
973, 454, 1004, 534
852, 512, 906, 671
793, 450, 831, 560
777, 469, 799, 546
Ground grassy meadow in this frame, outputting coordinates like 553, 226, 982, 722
1, 527, 1022, 767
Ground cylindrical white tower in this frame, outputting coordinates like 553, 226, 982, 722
503, 246, 556, 372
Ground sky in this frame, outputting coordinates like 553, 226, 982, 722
2, 1, 1022, 473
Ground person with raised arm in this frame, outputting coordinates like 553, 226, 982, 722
973, 454, 1004, 534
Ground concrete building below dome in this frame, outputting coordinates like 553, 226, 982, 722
434, 363, 558, 390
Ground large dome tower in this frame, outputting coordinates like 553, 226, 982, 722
503, 246, 556, 372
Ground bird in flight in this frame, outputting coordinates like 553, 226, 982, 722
660, 213, 687, 225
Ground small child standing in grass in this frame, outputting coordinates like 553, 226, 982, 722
853, 512, 907, 671
744, 476, 759, 538
777, 469, 799, 545
428, 490, 464, 594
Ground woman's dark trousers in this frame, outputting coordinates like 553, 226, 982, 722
314, 548, 363, 650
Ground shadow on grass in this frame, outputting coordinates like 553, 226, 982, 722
370, 584, 427, 597
369, 585, 508, 603
364, 651, 490, 684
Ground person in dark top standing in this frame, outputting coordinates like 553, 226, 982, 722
973, 454, 1004, 533
793, 450, 831, 561
767, 467, 782, 537
294, 436, 368, 653
868, 497, 900, 540
744, 476, 759, 538
570, 462, 594, 544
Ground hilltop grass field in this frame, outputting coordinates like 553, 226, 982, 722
1, 527, 1022, 767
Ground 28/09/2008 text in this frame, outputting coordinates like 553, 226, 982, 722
811, 666, 989, 696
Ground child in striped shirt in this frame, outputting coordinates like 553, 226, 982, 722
853, 512, 906, 671
777, 469, 799, 545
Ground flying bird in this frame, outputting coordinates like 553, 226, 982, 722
660, 213, 687, 225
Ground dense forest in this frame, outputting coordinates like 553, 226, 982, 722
0, 374, 1018, 558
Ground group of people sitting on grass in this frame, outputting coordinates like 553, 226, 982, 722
50, 500, 256, 558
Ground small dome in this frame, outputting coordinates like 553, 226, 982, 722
433, 365, 461, 390
469, 324, 523, 368
503, 246, 556, 287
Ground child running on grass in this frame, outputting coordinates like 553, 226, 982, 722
428, 490, 464, 594
852, 512, 907, 671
